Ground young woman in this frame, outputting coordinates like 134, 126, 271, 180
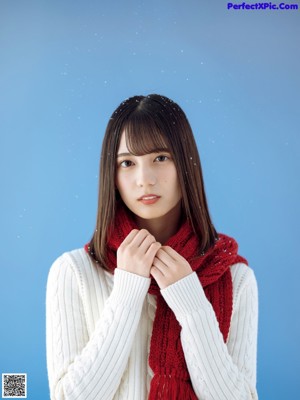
46, 94, 258, 400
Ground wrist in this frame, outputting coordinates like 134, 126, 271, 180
110, 268, 151, 309
161, 272, 209, 317
117, 266, 150, 278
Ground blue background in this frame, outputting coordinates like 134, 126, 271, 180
1, 1, 299, 399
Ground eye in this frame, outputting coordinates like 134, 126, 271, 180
119, 160, 134, 168
155, 154, 170, 162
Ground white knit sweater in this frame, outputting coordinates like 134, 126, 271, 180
46, 248, 258, 400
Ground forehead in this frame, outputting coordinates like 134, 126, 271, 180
117, 128, 169, 156
117, 131, 129, 153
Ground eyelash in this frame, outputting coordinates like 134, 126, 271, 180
118, 155, 170, 168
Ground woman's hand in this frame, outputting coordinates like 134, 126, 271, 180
117, 229, 161, 278
150, 246, 193, 289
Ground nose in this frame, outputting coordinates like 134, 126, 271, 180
136, 165, 156, 187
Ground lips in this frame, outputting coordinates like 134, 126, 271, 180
138, 194, 160, 200
138, 194, 161, 205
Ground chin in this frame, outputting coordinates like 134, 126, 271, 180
134, 210, 163, 220
126, 205, 163, 220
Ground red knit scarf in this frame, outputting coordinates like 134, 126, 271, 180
85, 205, 247, 399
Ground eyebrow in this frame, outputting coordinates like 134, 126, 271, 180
117, 152, 132, 158
117, 148, 170, 158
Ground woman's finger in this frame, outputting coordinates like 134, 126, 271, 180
150, 265, 165, 283
152, 256, 168, 275
155, 247, 175, 267
130, 229, 153, 248
140, 242, 161, 265
160, 246, 183, 261
120, 229, 139, 246
138, 233, 157, 253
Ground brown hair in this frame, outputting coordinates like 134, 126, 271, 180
88, 94, 217, 269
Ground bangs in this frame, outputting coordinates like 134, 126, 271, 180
122, 113, 170, 155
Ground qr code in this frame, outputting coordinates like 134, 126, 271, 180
2, 374, 27, 398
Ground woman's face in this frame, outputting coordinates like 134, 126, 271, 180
115, 131, 182, 222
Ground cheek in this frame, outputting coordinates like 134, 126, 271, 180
115, 172, 130, 194
115, 172, 123, 192
162, 168, 181, 195
171, 170, 182, 197
169, 168, 180, 188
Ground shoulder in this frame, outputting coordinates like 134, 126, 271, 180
47, 248, 104, 288
230, 263, 258, 307
49, 248, 90, 274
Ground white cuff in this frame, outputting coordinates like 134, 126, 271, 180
109, 268, 151, 309
161, 272, 210, 318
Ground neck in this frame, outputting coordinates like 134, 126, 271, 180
133, 201, 183, 244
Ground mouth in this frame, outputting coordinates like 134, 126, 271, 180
138, 194, 161, 200
138, 194, 161, 205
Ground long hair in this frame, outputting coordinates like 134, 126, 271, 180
88, 94, 217, 269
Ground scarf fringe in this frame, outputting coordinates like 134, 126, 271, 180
149, 374, 198, 400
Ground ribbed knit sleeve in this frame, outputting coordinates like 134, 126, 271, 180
161, 263, 258, 400
46, 252, 150, 400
